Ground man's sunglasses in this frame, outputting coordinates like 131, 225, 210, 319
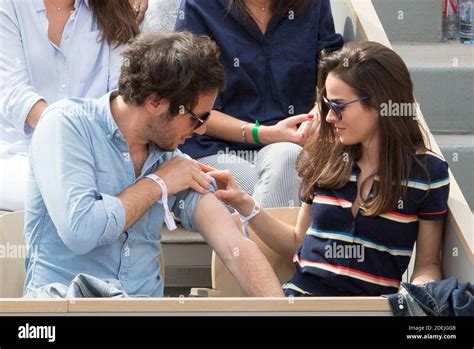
187, 110, 211, 130
323, 96, 368, 120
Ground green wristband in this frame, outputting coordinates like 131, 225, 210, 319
252, 120, 262, 145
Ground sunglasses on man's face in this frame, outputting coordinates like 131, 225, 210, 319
187, 110, 211, 130
323, 95, 368, 120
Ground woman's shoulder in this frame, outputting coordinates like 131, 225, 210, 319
414, 149, 449, 180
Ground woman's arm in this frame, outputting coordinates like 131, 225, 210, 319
245, 199, 312, 259
410, 219, 444, 285
208, 170, 311, 259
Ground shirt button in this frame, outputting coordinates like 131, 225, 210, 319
61, 84, 66, 89
60, 57, 66, 63
122, 152, 130, 161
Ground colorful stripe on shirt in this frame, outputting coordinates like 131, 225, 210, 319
294, 254, 400, 289
306, 227, 413, 257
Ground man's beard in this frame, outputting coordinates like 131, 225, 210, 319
148, 110, 178, 151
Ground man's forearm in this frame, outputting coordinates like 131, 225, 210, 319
230, 237, 286, 297
118, 178, 162, 230
194, 193, 284, 297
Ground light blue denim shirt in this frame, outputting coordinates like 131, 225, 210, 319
24, 91, 216, 297
0, 0, 126, 156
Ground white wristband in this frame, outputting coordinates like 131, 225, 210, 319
146, 174, 177, 231
239, 199, 261, 238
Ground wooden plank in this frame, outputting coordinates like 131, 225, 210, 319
0, 299, 68, 313
66, 297, 391, 313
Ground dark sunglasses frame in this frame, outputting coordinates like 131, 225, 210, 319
323, 95, 369, 120
187, 110, 211, 130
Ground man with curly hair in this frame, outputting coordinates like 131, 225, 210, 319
24, 32, 284, 298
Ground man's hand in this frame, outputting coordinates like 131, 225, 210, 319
154, 157, 212, 195
259, 113, 315, 145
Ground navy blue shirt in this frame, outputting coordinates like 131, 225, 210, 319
284, 153, 450, 297
176, 0, 343, 158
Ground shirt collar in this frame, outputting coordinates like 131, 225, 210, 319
98, 91, 166, 161
34, 0, 89, 12
97, 91, 121, 138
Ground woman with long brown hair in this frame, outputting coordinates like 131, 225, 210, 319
209, 41, 450, 296
0, 0, 144, 211
176, 0, 343, 210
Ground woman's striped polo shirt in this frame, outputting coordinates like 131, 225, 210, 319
284, 153, 450, 297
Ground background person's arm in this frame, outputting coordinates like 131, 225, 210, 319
0, 1, 47, 131
205, 110, 315, 145
193, 193, 285, 297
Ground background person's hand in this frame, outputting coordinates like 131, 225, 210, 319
154, 156, 212, 195
296, 113, 319, 145
129, 0, 148, 24
259, 113, 314, 145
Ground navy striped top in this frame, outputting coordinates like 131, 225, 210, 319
284, 153, 450, 297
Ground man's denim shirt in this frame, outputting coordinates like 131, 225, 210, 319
24, 91, 216, 297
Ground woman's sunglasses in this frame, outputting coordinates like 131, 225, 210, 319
323, 95, 368, 120
187, 110, 211, 130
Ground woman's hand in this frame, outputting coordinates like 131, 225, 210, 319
259, 113, 315, 145
129, 0, 148, 24
204, 170, 255, 216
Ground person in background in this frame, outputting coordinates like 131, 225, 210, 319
140, 0, 181, 33
0, 0, 145, 211
175, 0, 343, 209
209, 42, 450, 297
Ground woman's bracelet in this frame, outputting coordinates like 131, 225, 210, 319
241, 122, 249, 143
239, 199, 261, 238
252, 120, 262, 144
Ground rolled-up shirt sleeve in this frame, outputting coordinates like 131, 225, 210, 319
171, 177, 217, 232
0, 0, 45, 135
30, 108, 126, 255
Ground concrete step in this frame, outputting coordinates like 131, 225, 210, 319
373, 0, 442, 42
392, 42, 474, 134
434, 134, 474, 209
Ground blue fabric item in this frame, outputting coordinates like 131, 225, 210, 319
176, 0, 343, 158
386, 277, 474, 316
24, 91, 216, 298
24, 273, 132, 298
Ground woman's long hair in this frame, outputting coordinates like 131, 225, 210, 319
298, 41, 431, 216
89, 0, 140, 47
